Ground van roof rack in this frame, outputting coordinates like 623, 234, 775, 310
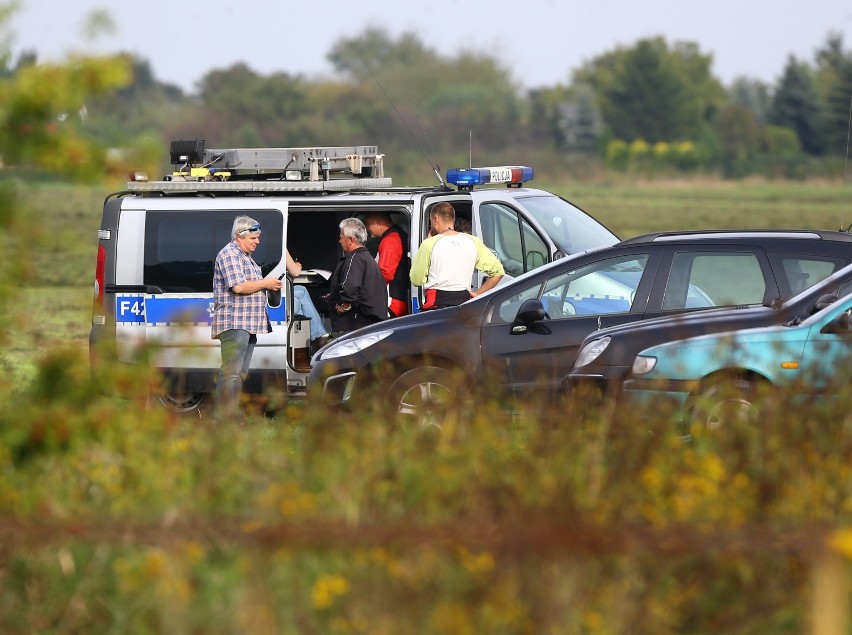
127, 139, 391, 192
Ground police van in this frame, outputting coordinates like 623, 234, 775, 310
89, 140, 618, 413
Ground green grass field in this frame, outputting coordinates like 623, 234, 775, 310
1, 178, 851, 634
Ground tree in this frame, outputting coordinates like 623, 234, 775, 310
814, 33, 852, 155
574, 37, 725, 144
713, 103, 764, 177
195, 63, 307, 146
325, 28, 523, 160
728, 77, 771, 125
769, 55, 825, 155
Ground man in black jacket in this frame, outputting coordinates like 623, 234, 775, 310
328, 217, 388, 335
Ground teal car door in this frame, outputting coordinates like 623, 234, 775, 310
798, 297, 852, 393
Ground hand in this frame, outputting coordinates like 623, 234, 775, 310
266, 277, 283, 291
335, 303, 351, 314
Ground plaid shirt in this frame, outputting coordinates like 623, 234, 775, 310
211, 240, 270, 338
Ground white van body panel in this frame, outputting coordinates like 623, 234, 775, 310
114, 199, 289, 370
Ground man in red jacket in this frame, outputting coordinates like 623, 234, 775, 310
365, 213, 410, 317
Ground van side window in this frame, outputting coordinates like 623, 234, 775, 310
143, 210, 284, 292
479, 202, 548, 276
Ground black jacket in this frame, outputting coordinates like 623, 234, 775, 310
328, 246, 388, 333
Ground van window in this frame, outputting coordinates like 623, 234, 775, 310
480, 203, 549, 276
144, 210, 284, 292
514, 195, 619, 254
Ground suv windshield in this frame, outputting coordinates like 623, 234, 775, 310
518, 195, 618, 254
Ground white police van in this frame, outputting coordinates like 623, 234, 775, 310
89, 140, 618, 413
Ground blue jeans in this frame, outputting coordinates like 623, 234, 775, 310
215, 329, 256, 418
293, 285, 328, 341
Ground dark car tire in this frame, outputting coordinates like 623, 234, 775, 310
156, 390, 208, 417
386, 366, 467, 433
688, 378, 761, 431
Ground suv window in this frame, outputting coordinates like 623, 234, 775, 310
662, 252, 764, 310
778, 256, 840, 295
480, 202, 549, 277
491, 254, 650, 323
144, 210, 284, 292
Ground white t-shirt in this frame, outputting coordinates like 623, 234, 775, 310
424, 234, 478, 291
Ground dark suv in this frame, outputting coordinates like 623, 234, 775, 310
308, 229, 852, 426
567, 261, 852, 398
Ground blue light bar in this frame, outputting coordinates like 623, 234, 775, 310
446, 165, 534, 189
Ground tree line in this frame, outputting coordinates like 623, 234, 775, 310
2, 19, 852, 183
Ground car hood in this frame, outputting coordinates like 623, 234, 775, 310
598, 304, 778, 340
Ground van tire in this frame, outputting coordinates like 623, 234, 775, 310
157, 390, 208, 416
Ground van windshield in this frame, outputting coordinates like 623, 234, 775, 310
518, 195, 618, 254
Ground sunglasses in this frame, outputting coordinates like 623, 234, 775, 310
239, 223, 261, 234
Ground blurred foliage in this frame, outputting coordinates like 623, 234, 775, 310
0, 345, 851, 632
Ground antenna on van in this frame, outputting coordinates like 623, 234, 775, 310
360, 58, 445, 187
469, 130, 472, 168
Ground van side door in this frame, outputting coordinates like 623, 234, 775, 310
115, 200, 288, 377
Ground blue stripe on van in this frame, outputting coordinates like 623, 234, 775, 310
116, 294, 287, 326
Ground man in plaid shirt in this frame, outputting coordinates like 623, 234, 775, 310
212, 215, 282, 421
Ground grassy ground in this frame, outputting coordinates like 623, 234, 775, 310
538, 178, 852, 238
0, 286, 90, 392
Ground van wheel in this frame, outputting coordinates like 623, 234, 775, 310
157, 390, 208, 416
387, 366, 467, 433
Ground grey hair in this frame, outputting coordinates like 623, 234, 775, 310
232, 215, 260, 239
339, 217, 368, 246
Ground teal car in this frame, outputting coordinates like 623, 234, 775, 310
622, 292, 852, 429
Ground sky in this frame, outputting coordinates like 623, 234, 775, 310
8, 0, 852, 93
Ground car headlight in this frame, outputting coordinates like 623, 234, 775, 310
317, 328, 395, 360
631, 355, 657, 375
573, 336, 611, 368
